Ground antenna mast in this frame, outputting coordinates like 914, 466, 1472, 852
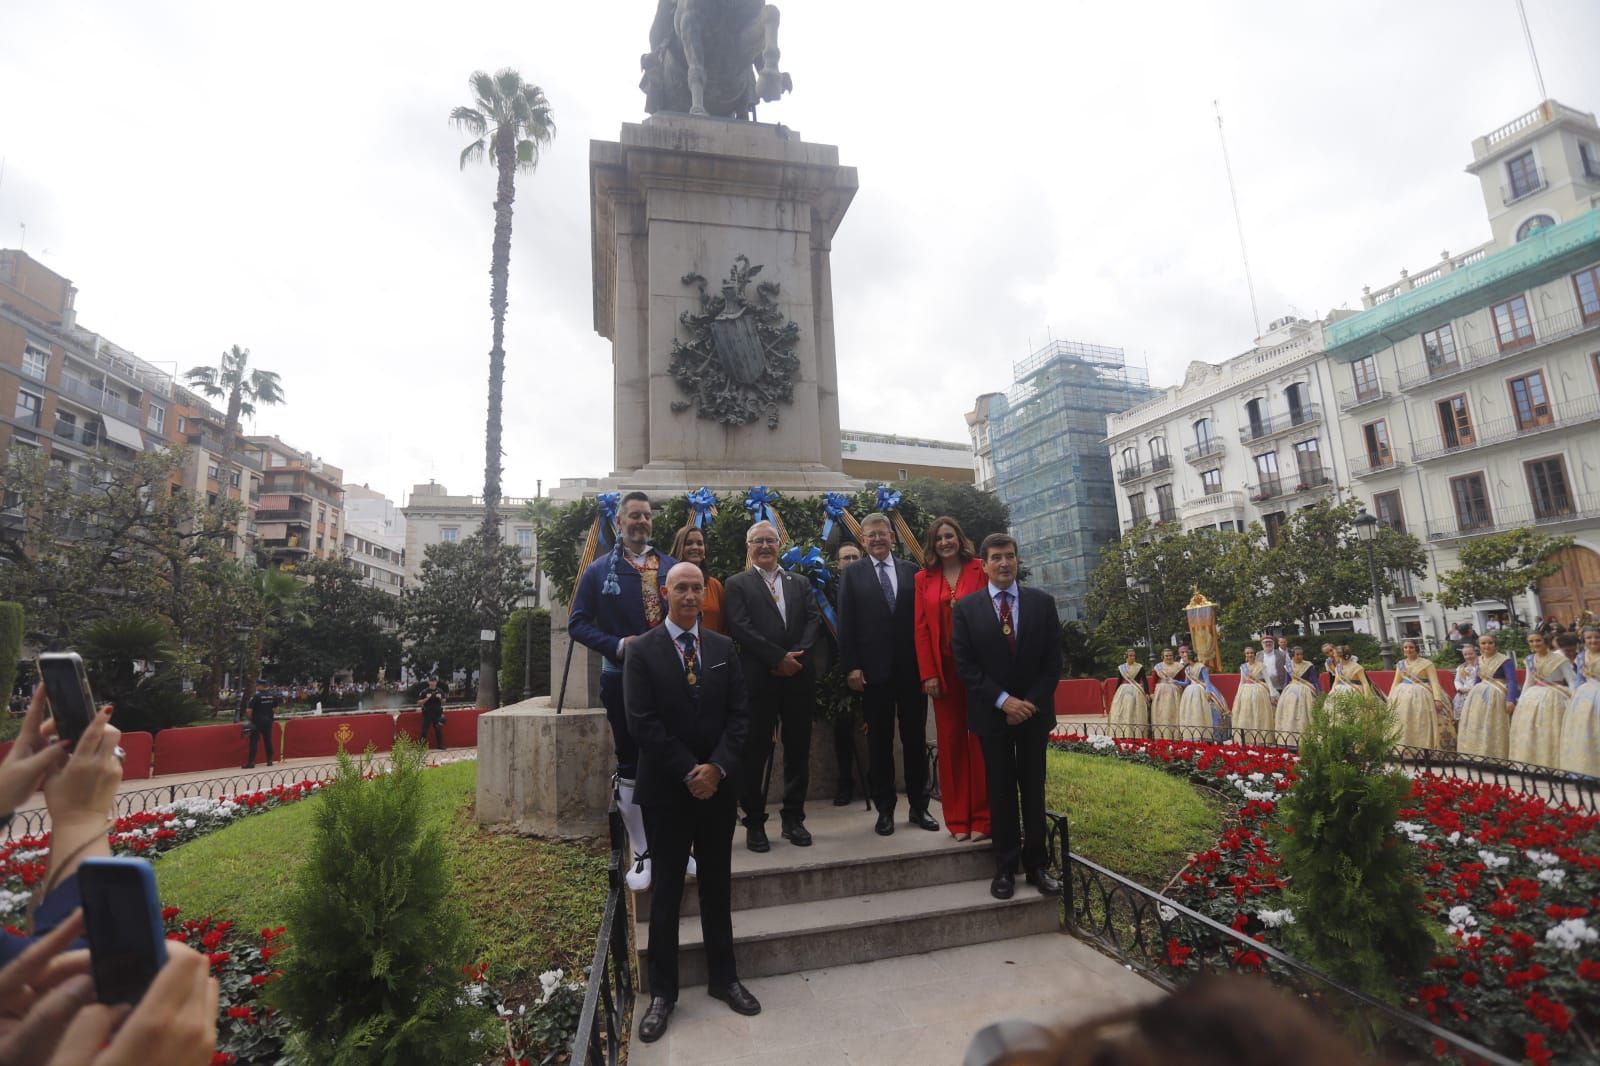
1213, 100, 1261, 338
1515, 0, 1547, 99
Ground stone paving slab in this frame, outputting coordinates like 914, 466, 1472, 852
626, 931, 1162, 1065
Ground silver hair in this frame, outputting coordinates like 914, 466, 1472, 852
745, 520, 779, 544
860, 512, 892, 531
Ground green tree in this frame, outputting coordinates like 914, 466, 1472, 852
0, 602, 23, 705
79, 614, 207, 734
1274, 692, 1437, 1000
266, 557, 400, 687
884, 478, 1010, 554
1436, 528, 1574, 626
273, 736, 488, 1062
452, 69, 557, 712
400, 533, 525, 684
1253, 499, 1425, 637
520, 496, 556, 609
498, 607, 551, 704
182, 344, 285, 475
1085, 523, 1258, 653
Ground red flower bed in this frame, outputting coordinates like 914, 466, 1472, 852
1051, 733, 1600, 1063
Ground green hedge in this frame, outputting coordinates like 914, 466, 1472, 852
0, 602, 21, 709
499, 609, 551, 705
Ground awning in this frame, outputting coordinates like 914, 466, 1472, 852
101, 416, 144, 451
256, 523, 289, 540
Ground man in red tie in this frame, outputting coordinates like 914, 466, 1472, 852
951, 534, 1063, 900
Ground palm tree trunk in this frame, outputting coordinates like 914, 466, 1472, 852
477, 125, 517, 710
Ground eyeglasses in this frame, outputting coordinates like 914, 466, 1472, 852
750, 537, 779, 546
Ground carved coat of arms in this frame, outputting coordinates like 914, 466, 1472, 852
669, 256, 800, 428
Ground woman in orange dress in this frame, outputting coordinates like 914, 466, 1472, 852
913, 515, 991, 840
671, 525, 724, 633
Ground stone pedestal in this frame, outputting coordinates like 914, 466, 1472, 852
590, 113, 859, 495
476, 698, 613, 839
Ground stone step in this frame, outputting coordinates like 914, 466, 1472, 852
636, 878, 1061, 992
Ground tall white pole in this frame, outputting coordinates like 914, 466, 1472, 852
1214, 100, 1261, 338
1515, 0, 1547, 99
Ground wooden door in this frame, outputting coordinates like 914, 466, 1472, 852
1538, 546, 1600, 625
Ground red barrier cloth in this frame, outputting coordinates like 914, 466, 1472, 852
280, 714, 396, 760
152, 723, 254, 776
395, 710, 423, 742
1369, 671, 1395, 696
1101, 677, 1120, 710
1053, 679, 1105, 717
1320, 671, 1333, 691
117, 731, 153, 780
1211, 673, 1240, 706
1438, 671, 1456, 700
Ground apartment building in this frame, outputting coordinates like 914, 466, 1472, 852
400, 481, 541, 588
839, 429, 973, 485
245, 436, 345, 568
342, 483, 406, 595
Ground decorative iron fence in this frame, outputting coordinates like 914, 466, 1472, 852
569, 807, 634, 1066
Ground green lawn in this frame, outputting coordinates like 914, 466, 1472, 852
1044, 750, 1223, 890
155, 760, 607, 988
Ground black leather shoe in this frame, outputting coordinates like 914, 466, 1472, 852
990, 873, 1015, 900
1025, 868, 1062, 896
832, 785, 853, 807
908, 808, 940, 832
781, 822, 813, 846
745, 824, 770, 853
638, 996, 673, 1042
874, 810, 895, 836
708, 980, 762, 1016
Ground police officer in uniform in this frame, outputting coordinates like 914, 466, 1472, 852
243, 681, 279, 768
419, 677, 447, 750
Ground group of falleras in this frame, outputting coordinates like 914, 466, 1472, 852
565, 492, 1064, 1043
1106, 625, 1600, 777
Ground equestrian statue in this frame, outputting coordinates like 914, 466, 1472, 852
641, 0, 792, 120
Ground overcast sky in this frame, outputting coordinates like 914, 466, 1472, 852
3, 1, 1597, 507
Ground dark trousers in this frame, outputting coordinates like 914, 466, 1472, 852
599, 670, 638, 779
832, 711, 857, 795
421, 711, 445, 750
864, 679, 928, 814
979, 728, 1048, 876
643, 789, 738, 1002
739, 672, 814, 827
246, 719, 274, 766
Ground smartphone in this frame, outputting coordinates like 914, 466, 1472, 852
37, 651, 97, 744
78, 857, 171, 1005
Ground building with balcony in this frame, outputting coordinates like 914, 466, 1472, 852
245, 436, 345, 568
839, 429, 973, 485
1325, 99, 1600, 641
342, 484, 406, 596
1106, 315, 1358, 549
970, 340, 1156, 620
964, 392, 1004, 492
400, 482, 548, 600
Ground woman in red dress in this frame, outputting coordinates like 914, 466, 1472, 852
913, 515, 991, 840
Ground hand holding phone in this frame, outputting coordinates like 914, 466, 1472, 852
77, 858, 170, 1006
37, 652, 97, 745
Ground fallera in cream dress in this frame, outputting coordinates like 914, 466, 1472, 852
1556, 653, 1600, 778
1457, 652, 1516, 759
1509, 652, 1576, 769
1108, 662, 1150, 738
1232, 661, 1275, 743
1150, 661, 1184, 740
1274, 661, 1318, 740
1389, 657, 1450, 750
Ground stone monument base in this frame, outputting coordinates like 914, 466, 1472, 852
476, 698, 613, 839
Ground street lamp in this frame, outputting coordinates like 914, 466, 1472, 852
1134, 575, 1154, 655
1353, 508, 1395, 670
520, 583, 537, 698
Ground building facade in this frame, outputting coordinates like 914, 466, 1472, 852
972, 340, 1157, 620
342, 484, 406, 596
245, 436, 345, 568
401, 482, 544, 590
839, 429, 973, 484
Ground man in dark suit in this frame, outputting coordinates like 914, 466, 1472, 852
951, 533, 1063, 900
625, 562, 761, 1043
724, 520, 823, 851
837, 512, 939, 836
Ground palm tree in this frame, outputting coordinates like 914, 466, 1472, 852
184, 345, 285, 486
452, 69, 556, 708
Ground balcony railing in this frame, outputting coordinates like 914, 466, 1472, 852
52, 421, 102, 449
1397, 303, 1600, 389
1337, 382, 1388, 411
185, 430, 264, 472
1249, 477, 1284, 502
1424, 492, 1600, 543
1411, 391, 1600, 463
1501, 167, 1547, 206
1237, 404, 1322, 444
1282, 472, 1335, 497
1183, 438, 1225, 464
57, 376, 141, 423
1348, 450, 1404, 478
1182, 490, 1245, 515
1116, 454, 1171, 485
254, 509, 312, 524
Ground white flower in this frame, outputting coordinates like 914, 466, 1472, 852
538, 968, 565, 1004
1158, 905, 1177, 922
1537, 868, 1567, 887
1476, 849, 1509, 870
1257, 908, 1296, 928
1545, 919, 1599, 953
1247, 772, 1266, 783
1241, 788, 1277, 802
1445, 831, 1461, 846
1525, 850, 1560, 868
1087, 734, 1116, 750
1446, 906, 1477, 937
182, 818, 198, 829
1394, 821, 1428, 844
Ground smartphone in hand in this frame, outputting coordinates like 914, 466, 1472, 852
78, 857, 171, 1005
37, 651, 97, 744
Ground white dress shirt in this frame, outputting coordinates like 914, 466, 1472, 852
752, 563, 787, 617
988, 581, 1021, 709
871, 555, 898, 599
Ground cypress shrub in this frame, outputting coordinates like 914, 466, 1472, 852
1273, 692, 1439, 1000
497, 608, 551, 705
272, 735, 489, 1063
0, 602, 22, 707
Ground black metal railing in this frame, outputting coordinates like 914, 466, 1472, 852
1044, 810, 1516, 1065
1183, 439, 1224, 463
569, 807, 634, 1066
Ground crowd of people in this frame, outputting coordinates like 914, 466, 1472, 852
1105, 626, 1600, 777
568, 492, 1062, 1043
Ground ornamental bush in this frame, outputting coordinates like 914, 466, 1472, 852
0, 601, 21, 707
272, 735, 491, 1063
498, 608, 551, 705
1273, 692, 1438, 1000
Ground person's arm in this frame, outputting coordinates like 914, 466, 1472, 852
40, 708, 122, 903
0, 686, 70, 817
567, 565, 624, 659
623, 640, 699, 783
708, 652, 750, 778
724, 576, 787, 669
912, 574, 940, 683
952, 601, 1004, 710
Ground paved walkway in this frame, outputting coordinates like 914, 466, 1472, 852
627, 931, 1161, 1065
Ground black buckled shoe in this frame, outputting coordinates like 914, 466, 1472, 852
1025, 868, 1062, 896
874, 810, 895, 836
708, 979, 762, 1016
781, 822, 812, 846
638, 996, 673, 1042
745, 823, 771, 853
908, 808, 940, 832
990, 873, 1015, 900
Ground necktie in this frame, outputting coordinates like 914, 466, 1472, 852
878, 561, 896, 610
998, 590, 1016, 652
678, 631, 699, 687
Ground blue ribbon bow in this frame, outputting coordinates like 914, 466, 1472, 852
687, 487, 717, 529
875, 486, 902, 513
744, 485, 780, 526
821, 491, 850, 540
780, 544, 838, 636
